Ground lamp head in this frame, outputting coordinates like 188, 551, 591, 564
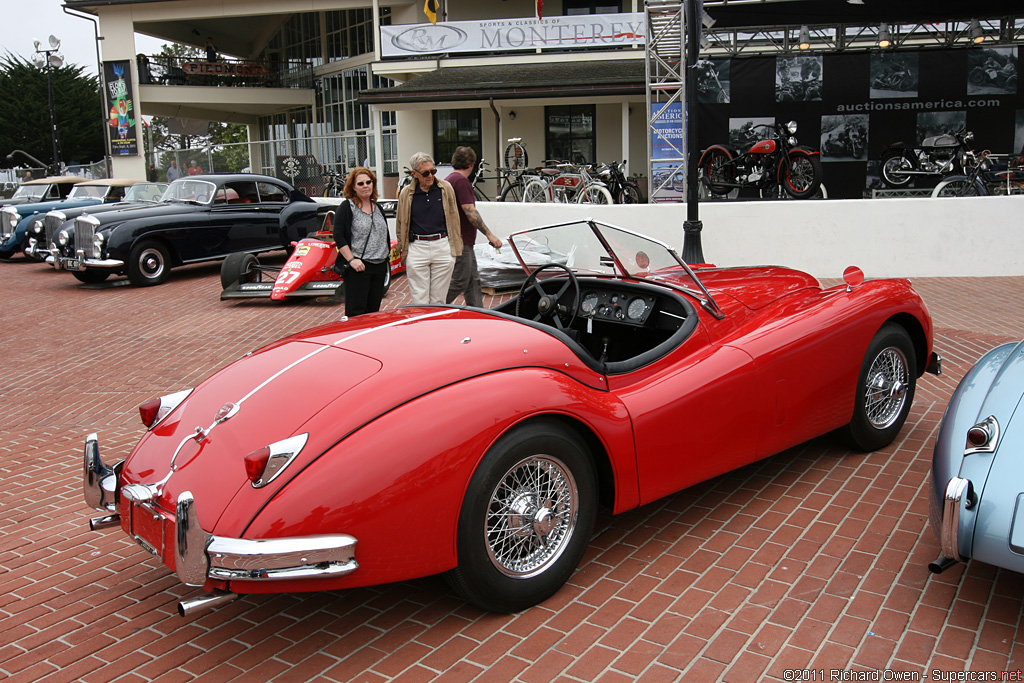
48, 35, 61, 50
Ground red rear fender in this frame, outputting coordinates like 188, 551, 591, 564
224, 367, 637, 593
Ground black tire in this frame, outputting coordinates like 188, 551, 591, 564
220, 252, 260, 289
618, 182, 642, 204
72, 270, 110, 284
499, 182, 524, 203
381, 265, 392, 296
700, 149, 734, 196
844, 323, 917, 452
127, 240, 171, 287
780, 152, 823, 199
446, 419, 597, 613
880, 152, 915, 188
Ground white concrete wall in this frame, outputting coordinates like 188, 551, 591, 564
475, 195, 1024, 279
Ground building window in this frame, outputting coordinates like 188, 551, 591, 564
545, 105, 595, 164
563, 0, 621, 15
433, 110, 482, 165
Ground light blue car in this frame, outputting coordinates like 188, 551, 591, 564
0, 179, 142, 260
929, 340, 1024, 575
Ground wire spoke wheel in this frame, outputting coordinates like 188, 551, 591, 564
863, 347, 910, 430
485, 455, 578, 578
522, 180, 551, 202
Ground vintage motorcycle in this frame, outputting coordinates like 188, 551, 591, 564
878, 128, 974, 188
596, 160, 643, 204
697, 121, 823, 199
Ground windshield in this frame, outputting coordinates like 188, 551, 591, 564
68, 185, 109, 199
508, 219, 723, 316
12, 185, 46, 200
123, 183, 168, 202
161, 179, 217, 204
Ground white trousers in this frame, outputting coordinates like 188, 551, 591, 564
406, 238, 456, 305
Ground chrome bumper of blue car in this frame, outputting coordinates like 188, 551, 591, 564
929, 476, 973, 573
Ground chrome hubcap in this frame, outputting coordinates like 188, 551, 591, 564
485, 455, 578, 579
865, 347, 909, 429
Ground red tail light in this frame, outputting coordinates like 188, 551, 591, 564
139, 398, 162, 428
244, 447, 271, 484
967, 424, 991, 448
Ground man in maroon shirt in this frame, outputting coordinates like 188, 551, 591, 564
445, 146, 503, 307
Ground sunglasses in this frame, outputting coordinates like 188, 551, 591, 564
355, 180, 374, 186
416, 168, 438, 176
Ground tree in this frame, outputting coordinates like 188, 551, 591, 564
0, 53, 104, 170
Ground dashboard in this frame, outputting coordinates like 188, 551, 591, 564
579, 287, 657, 326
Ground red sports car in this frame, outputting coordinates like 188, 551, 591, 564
83, 219, 940, 616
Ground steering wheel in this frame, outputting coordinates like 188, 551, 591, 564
515, 263, 580, 332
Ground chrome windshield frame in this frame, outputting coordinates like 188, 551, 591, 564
508, 218, 724, 320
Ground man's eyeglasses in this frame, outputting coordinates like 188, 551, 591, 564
355, 180, 373, 186
416, 168, 437, 176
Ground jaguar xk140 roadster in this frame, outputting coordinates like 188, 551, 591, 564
82, 219, 940, 616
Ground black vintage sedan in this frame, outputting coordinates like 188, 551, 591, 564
53, 174, 319, 286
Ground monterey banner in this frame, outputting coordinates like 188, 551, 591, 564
102, 60, 138, 157
381, 13, 645, 57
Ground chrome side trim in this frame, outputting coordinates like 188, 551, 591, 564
940, 477, 972, 563
174, 491, 359, 585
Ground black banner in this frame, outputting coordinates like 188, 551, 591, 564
103, 60, 139, 157
696, 47, 1022, 198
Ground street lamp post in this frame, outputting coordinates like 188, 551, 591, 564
31, 35, 65, 176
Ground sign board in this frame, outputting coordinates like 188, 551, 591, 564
381, 13, 645, 57
103, 60, 138, 157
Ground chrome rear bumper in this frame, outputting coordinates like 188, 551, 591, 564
929, 476, 972, 573
84, 434, 359, 588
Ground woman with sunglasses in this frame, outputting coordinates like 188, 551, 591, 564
333, 167, 391, 316
395, 152, 463, 305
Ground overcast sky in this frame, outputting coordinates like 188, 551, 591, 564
6, 0, 164, 76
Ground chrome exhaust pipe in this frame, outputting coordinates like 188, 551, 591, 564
89, 514, 121, 530
177, 590, 239, 618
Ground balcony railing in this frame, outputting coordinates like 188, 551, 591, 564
136, 55, 314, 89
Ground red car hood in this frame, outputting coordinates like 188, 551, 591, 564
122, 307, 605, 537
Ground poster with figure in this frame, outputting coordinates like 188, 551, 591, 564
821, 114, 868, 161
1015, 110, 1024, 155
917, 111, 966, 145
870, 53, 918, 98
103, 60, 138, 157
729, 117, 775, 148
968, 47, 1018, 96
696, 58, 731, 103
775, 55, 822, 102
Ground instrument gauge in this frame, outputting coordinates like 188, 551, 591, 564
627, 297, 648, 321
581, 292, 600, 315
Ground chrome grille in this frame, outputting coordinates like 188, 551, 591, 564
1, 207, 17, 242
45, 211, 67, 251
75, 215, 100, 259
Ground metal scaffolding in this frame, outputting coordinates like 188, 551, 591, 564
645, 0, 688, 202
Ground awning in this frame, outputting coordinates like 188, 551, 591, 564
360, 60, 645, 105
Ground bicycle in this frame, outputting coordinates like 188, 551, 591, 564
322, 169, 346, 197
521, 162, 614, 204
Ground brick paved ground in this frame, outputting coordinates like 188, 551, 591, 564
1, 254, 1022, 683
